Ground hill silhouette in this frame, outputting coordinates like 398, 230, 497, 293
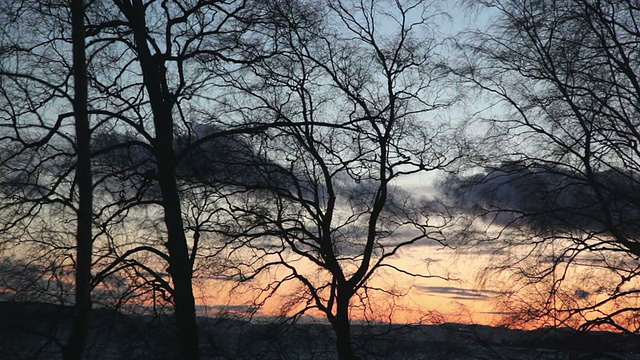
0, 301, 638, 359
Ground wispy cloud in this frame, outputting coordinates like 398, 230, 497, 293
478, 311, 515, 315
417, 285, 501, 301
196, 304, 260, 314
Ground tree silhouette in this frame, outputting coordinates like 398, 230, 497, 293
449, 0, 640, 333
0, 0, 282, 358
210, 1, 458, 358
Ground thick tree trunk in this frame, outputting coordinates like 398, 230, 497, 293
63, 0, 93, 359
333, 293, 358, 360
155, 135, 200, 360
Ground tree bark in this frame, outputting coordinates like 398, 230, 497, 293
63, 0, 93, 359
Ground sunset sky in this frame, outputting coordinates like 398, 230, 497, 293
2, 0, 638, 338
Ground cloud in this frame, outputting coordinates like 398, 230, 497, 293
197, 304, 259, 314
417, 285, 501, 301
92, 124, 270, 178
574, 289, 590, 300
439, 161, 640, 236
478, 311, 515, 315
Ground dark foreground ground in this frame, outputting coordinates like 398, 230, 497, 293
0, 301, 638, 359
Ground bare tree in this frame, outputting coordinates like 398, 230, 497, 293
63, 0, 93, 359
210, 1, 458, 359
0, 1, 97, 358
0, 1, 156, 357
447, 0, 640, 333
72, 1, 285, 358
0, 1, 267, 358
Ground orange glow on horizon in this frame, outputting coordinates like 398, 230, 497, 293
188, 243, 640, 332
191, 246, 509, 327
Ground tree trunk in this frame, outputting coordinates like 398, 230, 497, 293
63, 0, 93, 359
156, 140, 200, 360
333, 293, 358, 360
113, 1, 200, 358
